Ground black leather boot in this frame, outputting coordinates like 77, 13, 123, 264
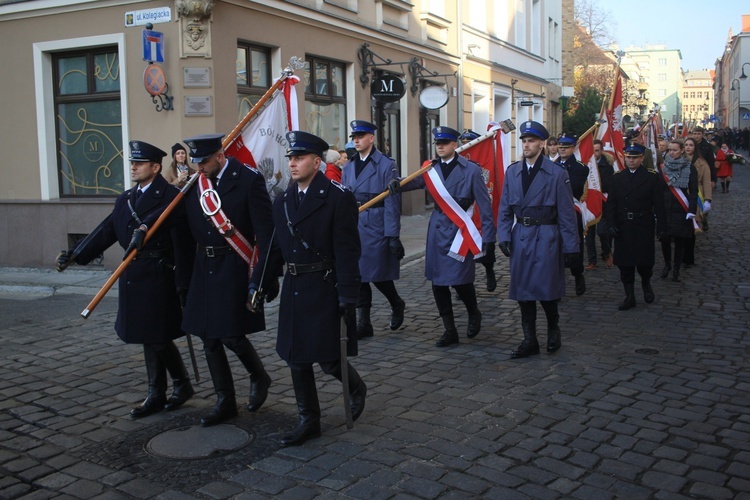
161, 341, 194, 412
235, 341, 271, 412
642, 280, 655, 304
435, 314, 459, 347
575, 274, 586, 296
200, 347, 237, 427
486, 265, 497, 292
660, 264, 672, 279
389, 298, 405, 331
545, 310, 561, 353
672, 264, 681, 282
356, 307, 373, 339
131, 345, 167, 418
467, 308, 482, 339
511, 322, 540, 358
328, 362, 367, 422
618, 283, 636, 310
281, 368, 321, 447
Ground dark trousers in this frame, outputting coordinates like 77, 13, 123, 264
683, 234, 696, 266
568, 213, 584, 276
585, 223, 612, 264
358, 281, 401, 308
432, 283, 477, 317
618, 266, 653, 284
660, 236, 689, 268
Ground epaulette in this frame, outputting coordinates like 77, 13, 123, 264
647, 167, 657, 174
244, 163, 260, 175
330, 180, 348, 192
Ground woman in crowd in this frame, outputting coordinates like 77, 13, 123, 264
682, 137, 712, 267
658, 139, 698, 282
714, 142, 734, 193
546, 137, 560, 163
162, 143, 195, 188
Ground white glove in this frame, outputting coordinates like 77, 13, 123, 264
686, 213, 696, 220
703, 200, 711, 212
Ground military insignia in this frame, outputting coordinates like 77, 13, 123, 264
526, 121, 532, 129
132, 141, 140, 151
330, 180, 347, 192
289, 132, 296, 144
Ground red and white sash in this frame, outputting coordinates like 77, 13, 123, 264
198, 174, 258, 271
660, 170, 699, 230
423, 166, 483, 262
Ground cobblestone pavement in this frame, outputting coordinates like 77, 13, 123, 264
1, 159, 749, 499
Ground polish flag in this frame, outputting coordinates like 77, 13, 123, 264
574, 133, 603, 229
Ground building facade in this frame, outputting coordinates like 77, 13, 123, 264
618, 45, 683, 124
0, 0, 561, 268
715, 16, 750, 129
682, 70, 714, 129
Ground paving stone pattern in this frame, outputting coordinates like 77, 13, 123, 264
1, 158, 749, 498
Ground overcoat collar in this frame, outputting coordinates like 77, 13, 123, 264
285, 171, 330, 225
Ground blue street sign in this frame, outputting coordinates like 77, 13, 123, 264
143, 30, 164, 63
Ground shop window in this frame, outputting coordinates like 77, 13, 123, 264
303, 56, 347, 150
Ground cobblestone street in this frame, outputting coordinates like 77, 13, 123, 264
1, 159, 749, 499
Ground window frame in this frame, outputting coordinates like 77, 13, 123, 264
236, 41, 272, 118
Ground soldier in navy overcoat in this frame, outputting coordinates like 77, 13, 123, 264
556, 133, 589, 296
395, 127, 496, 347
341, 120, 405, 339
252, 131, 366, 446
181, 133, 276, 427
56, 141, 194, 418
498, 122, 580, 359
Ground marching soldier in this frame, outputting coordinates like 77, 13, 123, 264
460, 129, 498, 292
390, 126, 496, 347
56, 141, 194, 418
181, 133, 276, 427
605, 143, 664, 309
341, 120, 406, 339
497, 122, 580, 358
252, 131, 366, 446
555, 133, 589, 296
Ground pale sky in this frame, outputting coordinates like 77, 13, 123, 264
603, 1, 748, 71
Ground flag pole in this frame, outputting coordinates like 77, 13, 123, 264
81, 57, 305, 319
358, 128, 499, 212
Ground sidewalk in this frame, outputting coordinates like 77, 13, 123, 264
0, 213, 429, 299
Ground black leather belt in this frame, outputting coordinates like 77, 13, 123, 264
287, 260, 334, 276
135, 249, 170, 259
623, 211, 647, 220
198, 245, 234, 257
518, 216, 558, 226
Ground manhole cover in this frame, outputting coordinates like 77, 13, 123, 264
145, 424, 253, 459
635, 348, 659, 355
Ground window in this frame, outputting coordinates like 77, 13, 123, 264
658, 58, 667, 66
236, 42, 271, 119
303, 56, 347, 150
683, 92, 688, 98
494, 0, 509, 41
548, 18, 558, 60
515, 0, 526, 50
53, 48, 122, 196
470, 0, 487, 30
690, 105, 695, 112
530, 0, 541, 55
658, 73, 666, 81
690, 92, 695, 99
697, 91, 702, 99
657, 89, 666, 97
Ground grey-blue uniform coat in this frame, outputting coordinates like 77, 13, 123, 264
182, 157, 275, 340
74, 174, 191, 344
404, 156, 496, 286
257, 171, 361, 364
604, 166, 664, 267
341, 148, 400, 283
498, 155, 579, 301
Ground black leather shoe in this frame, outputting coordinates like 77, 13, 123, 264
547, 327, 561, 353
660, 265, 671, 279
575, 274, 586, 296
164, 379, 194, 412
467, 310, 482, 338
511, 338, 540, 359
618, 296, 636, 310
435, 331, 459, 347
389, 299, 405, 330
131, 394, 166, 418
357, 323, 374, 339
247, 372, 271, 412
486, 269, 497, 292
281, 420, 321, 447
642, 283, 655, 304
350, 382, 367, 422
200, 399, 238, 427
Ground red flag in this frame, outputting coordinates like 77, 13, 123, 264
573, 133, 603, 228
224, 76, 299, 199
459, 128, 504, 224
598, 74, 626, 170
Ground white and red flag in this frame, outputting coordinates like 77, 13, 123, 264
574, 130, 603, 229
459, 123, 505, 225
598, 73, 626, 171
224, 75, 300, 199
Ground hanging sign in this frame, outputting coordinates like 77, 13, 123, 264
419, 86, 449, 109
371, 74, 406, 103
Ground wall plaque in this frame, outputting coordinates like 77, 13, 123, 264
184, 96, 212, 116
183, 67, 211, 88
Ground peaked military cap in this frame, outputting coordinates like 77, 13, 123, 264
128, 141, 167, 163
184, 133, 225, 163
557, 133, 578, 147
519, 121, 549, 140
432, 126, 460, 142
623, 143, 646, 157
350, 120, 377, 136
285, 131, 329, 158
459, 129, 481, 142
